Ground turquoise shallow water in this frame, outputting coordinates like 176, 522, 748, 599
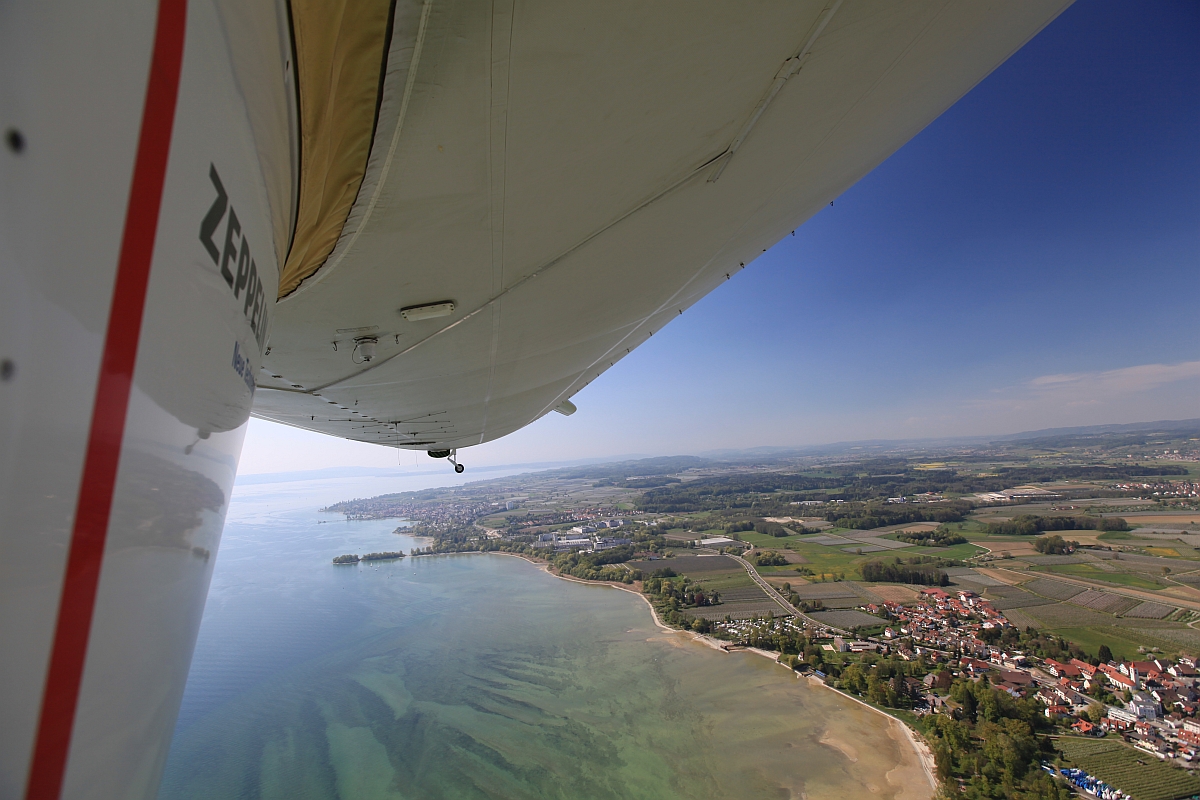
159, 477, 928, 800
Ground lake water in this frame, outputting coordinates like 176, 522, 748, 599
159, 475, 931, 800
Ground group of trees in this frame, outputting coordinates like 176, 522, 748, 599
360, 551, 405, 561
824, 501, 972, 531
324, 550, 412, 566
773, 581, 818, 611
836, 655, 934, 709
643, 575, 722, 631
751, 550, 789, 567
548, 545, 638, 582
1032, 535, 1077, 555
895, 525, 968, 547
643, 575, 720, 607
638, 474, 843, 513
860, 556, 950, 586
924, 679, 1068, 799
755, 521, 789, 537
719, 519, 820, 536
985, 515, 1127, 536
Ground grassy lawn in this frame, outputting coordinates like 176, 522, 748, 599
1037, 563, 1167, 591
738, 531, 798, 548
692, 571, 757, 592
777, 542, 866, 579
904, 542, 986, 560
873, 529, 983, 559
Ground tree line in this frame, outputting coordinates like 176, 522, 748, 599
824, 501, 972, 530
547, 545, 639, 582
894, 526, 967, 547
635, 461, 1185, 514
860, 556, 950, 585
985, 515, 1127, 536
1033, 535, 1077, 555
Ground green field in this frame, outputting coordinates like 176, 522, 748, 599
738, 531, 800, 548
753, 564, 802, 576
775, 542, 866, 578
736, 533, 985, 581
1047, 626, 1154, 663
1037, 562, 1168, 591
1056, 736, 1200, 800
694, 571, 758, 593
903, 542, 986, 560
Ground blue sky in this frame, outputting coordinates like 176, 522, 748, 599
241, 0, 1199, 473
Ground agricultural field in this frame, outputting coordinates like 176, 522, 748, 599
1021, 600, 1131, 629
1056, 737, 1200, 800
760, 540, 867, 579
1050, 626, 1172, 662
1125, 601, 1177, 619
633, 555, 741, 574
868, 584, 919, 604
790, 583, 860, 600
949, 526, 1200, 656
983, 570, 1200, 656
808, 609, 885, 629
736, 531, 818, 549
632, 555, 787, 621
1022, 578, 1086, 601
901, 541, 986, 560
969, 537, 1042, 558
845, 581, 886, 604
999, 607, 1041, 630
1122, 514, 1200, 528
944, 567, 1007, 586
1068, 589, 1140, 614
694, 587, 784, 620
985, 589, 1055, 611
1035, 562, 1172, 591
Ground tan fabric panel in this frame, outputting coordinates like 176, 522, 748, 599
215, 0, 297, 268
279, 0, 392, 298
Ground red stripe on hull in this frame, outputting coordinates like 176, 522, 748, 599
24, 2, 188, 798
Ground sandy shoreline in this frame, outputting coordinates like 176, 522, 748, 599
487, 551, 939, 797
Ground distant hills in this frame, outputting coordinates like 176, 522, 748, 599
992, 418, 1200, 441
698, 418, 1200, 461
236, 418, 1199, 485
234, 455, 654, 485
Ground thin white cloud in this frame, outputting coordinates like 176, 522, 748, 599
1028, 360, 1200, 395
955, 360, 1200, 435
